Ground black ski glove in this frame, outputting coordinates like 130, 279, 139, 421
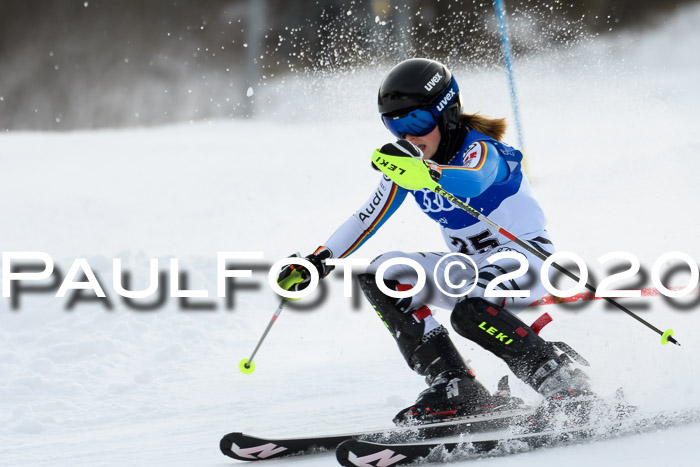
277, 247, 335, 292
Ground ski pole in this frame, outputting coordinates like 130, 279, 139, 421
493, 0, 525, 152
434, 186, 680, 346
239, 298, 288, 374
239, 268, 305, 374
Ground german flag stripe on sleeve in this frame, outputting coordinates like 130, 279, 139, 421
338, 183, 399, 258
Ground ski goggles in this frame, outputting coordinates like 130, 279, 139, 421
381, 79, 460, 139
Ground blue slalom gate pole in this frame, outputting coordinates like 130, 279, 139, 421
493, 0, 525, 151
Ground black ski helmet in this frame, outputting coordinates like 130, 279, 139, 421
378, 58, 463, 163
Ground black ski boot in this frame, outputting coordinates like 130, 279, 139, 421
391, 326, 496, 424
451, 297, 596, 426
394, 371, 528, 424
358, 274, 523, 425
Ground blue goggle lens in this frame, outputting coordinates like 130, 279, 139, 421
381, 78, 459, 138
381, 108, 437, 139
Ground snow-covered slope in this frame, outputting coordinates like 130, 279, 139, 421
1, 4, 700, 466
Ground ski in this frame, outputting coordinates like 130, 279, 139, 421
335, 407, 700, 466
219, 406, 533, 461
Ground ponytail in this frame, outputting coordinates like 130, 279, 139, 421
460, 113, 507, 141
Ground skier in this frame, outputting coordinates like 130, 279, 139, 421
278, 58, 592, 424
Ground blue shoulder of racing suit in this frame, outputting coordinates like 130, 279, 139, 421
411, 129, 525, 229
438, 136, 509, 198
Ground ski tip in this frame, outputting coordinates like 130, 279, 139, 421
239, 358, 255, 374
219, 432, 240, 459
335, 439, 352, 466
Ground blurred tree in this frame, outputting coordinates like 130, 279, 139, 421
0, 0, 696, 130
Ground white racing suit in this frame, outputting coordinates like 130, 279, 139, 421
322, 130, 554, 326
